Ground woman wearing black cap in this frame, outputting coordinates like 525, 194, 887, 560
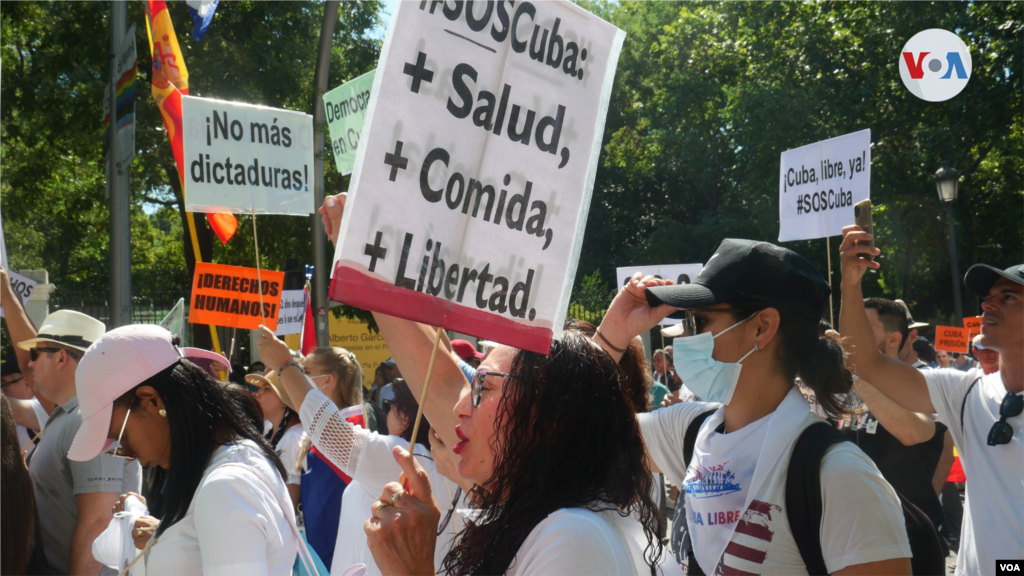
593, 238, 915, 575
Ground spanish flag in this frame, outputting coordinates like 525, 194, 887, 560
145, 0, 237, 244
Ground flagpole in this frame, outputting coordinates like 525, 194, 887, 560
310, 1, 340, 348
108, 1, 132, 328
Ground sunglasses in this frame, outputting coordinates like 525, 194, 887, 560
246, 382, 264, 394
987, 392, 1023, 447
471, 369, 522, 407
681, 308, 754, 336
29, 347, 63, 362
1, 374, 25, 389
106, 402, 136, 461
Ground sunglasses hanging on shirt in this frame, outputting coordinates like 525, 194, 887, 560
987, 392, 1023, 446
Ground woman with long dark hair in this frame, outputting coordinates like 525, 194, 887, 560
257, 333, 472, 576
312, 192, 662, 575
67, 325, 300, 574
594, 239, 915, 575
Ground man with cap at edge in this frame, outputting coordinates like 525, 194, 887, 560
14, 308, 142, 575
839, 225, 1023, 576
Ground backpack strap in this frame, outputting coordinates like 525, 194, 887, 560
681, 409, 719, 576
785, 422, 852, 576
960, 376, 982, 437
683, 409, 717, 468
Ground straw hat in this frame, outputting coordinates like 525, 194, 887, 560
245, 369, 298, 411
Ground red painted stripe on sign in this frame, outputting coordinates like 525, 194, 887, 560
329, 264, 553, 354
735, 519, 773, 542
724, 541, 768, 564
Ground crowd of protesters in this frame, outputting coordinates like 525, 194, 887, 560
1, 193, 1021, 576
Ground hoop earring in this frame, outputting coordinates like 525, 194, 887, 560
754, 342, 761, 352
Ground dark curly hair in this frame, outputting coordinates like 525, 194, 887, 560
440, 330, 662, 575
564, 318, 652, 412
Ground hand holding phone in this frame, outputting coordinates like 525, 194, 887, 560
853, 199, 874, 262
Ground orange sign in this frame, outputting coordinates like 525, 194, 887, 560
963, 316, 983, 343
190, 263, 284, 330
935, 326, 969, 353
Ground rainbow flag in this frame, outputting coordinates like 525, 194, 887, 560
145, 0, 236, 244
104, 60, 137, 160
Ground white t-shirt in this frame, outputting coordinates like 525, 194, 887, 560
508, 507, 651, 575
640, 388, 911, 574
924, 368, 1024, 576
685, 411, 770, 570
276, 425, 305, 485
138, 440, 298, 576
16, 398, 49, 458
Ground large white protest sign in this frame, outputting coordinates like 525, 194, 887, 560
616, 264, 703, 325
325, 70, 375, 176
330, 1, 624, 354
182, 96, 314, 215
274, 289, 306, 336
778, 129, 871, 242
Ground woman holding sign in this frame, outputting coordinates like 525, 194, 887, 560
298, 193, 663, 575
593, 239, 925, 575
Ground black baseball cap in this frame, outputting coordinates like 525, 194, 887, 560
964, 263, 1024, 297
645, 238, 830, 321
1, 350, 22, 378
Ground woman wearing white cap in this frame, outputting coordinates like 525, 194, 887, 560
68, 324, 302, 575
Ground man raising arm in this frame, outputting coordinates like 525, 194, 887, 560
838, 224, 1023, 576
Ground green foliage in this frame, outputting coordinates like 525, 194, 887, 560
1, 1, 381, 295
582, 1, 1023, 325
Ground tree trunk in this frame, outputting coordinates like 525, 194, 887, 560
165, 162, 215, 350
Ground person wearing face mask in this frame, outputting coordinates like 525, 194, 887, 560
593, 239, 917, 575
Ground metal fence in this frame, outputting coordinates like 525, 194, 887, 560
49, 289, 187, 328
565, 287, 618, 326
47, 286, 619, 337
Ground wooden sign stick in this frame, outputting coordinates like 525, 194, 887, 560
408, 325, 445, 457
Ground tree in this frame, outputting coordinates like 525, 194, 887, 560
581, 1, 1022, 324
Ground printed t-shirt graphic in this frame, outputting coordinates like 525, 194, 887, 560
685, 412, 769, 571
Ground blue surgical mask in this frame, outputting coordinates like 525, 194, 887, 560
672, 316, 758, 405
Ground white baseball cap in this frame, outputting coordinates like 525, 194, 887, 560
972, 334, 986, 350
69, 325, 183, 462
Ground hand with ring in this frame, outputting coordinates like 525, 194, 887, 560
130, 516, 160, 549
365, 446, 440, 575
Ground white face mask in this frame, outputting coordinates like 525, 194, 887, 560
672, 315, 758, 405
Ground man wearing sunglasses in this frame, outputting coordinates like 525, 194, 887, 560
839, 225, 1023, 576
12, 310, 142, 576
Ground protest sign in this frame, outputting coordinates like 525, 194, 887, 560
325, 70, 375, 176
329, 314, 391, 384
189, 262, 284, 330
182, 96, 314, 215
104, 24, 137, 172
274, 289, 306, 336
779, 129, 871, 242
935, 325, 969, 353
329, 1, 625, 354
963, 315, 982, 341
1, 271, 37, 320
615, 264, 703, 325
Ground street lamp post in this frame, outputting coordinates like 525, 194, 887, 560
934, 165, 963, 325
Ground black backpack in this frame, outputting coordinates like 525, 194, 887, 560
681, 410, 945, 575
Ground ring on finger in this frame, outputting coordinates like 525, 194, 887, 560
373, 501, 391, 519
390, 492, 401, 505
136, 528, 144, 537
